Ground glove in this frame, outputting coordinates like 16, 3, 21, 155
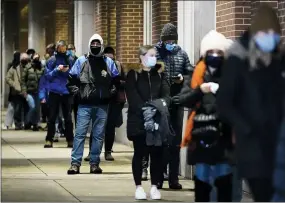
172, 95, 180, 105
208, 82, 219, 94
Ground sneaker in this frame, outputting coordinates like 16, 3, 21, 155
67, 141, 73, 148
90, 164, 103, 174
32, 125, 39, 131
142, 169, 148, 181
53, 133, 59, 142
84, 154, 90, 162
105, 152, 114, 161
44, 141, 53, 148
67, 164, 80, 175
150, 185, 161, 200
135, 186, 147, 200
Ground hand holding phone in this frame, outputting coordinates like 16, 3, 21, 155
58, 65, 69, 72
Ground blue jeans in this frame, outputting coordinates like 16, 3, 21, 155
71, 104, 108, 166
26, 93, 40, 125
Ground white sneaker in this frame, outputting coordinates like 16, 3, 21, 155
150, 185, 161, 200
135, 186, 147, 200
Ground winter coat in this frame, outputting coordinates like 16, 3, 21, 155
38, 73, 49, 101
155, 42, 193, 96
125, 62, 171, 140
216, 30, 284, 179
21, 62, 44, 94
5, 64, 23, 96
45, 53, 75, 95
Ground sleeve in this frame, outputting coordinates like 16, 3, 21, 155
45, 57, 59, 80
160, 73, 171, 106
107, 58, 120, 78
178, 87, 204, 108
69, 58, 81, 77
125, 70, 145, 111
182, 51, 194, 82
21, 68, 28, 93
216, 56, 251, 136
38, 75, 46, 100
5, 68, 15, 88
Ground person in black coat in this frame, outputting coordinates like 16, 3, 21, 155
125, 45, 170, 200
216, 3, 285, 202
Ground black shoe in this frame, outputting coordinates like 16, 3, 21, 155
84, 154, 90, 162
142, 169, 148, 181
32, 125, 39, 131
53, 137, 59, 142
42, 118, 47, 123
163, 173, 169, 181
67, 141, 73, 148
44, 141, 53, 148
105, 152, 114, 161
15, 126, 23, 130
24, 123, 32, 130
67, 164, 80, 175
157, 182, 163, 189
169, 182, 182, 190
90, 164, 103, 174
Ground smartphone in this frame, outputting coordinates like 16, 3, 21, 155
171, 75, 180, 80
63, 65, 69, 69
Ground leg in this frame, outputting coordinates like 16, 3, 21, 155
73, 99, 78, 127
31, 94, 40, 130
46, 93, 60, 143
132, 136, 146, 186
104, 115, 116, 161
142, 152, 150, 181
168, 105, 184, 188
232, 166, 243, 202
5, 102, 14, 127
11, 96, 23, 129
89, 105, 108, 166
70, 106, 92, 166
194, 176, 212, 202
149, 146, 163, 185
246, 178, 274, 202
61, 95, 74, 144
215, 174, 233, 202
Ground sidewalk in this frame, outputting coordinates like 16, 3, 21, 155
2, 130, 196, 202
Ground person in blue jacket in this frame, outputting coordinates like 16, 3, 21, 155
44, 40, 75, 148
66, 33, 119, 175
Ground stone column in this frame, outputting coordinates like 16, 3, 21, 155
143, 0, 152, 45
28, 0, 45, 57
177, 0, 216, 179
74, 1, 95, 56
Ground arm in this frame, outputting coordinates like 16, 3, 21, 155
5, 68, 15, 88
160, 73, 171, 106
69, 57, 81, 77
125, 70, 145, 111
21, 67, 28, 94
45, 57, 59, 80
178, 87, 204, 108
38, 75, 47, 101
66, 58, 82, 95
216, 56, 251, 135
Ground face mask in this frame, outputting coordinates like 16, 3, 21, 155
90, 46, 101, 56
254, 33, 281, 53
165, 43, 176, 52
67, 50, 75, 57
21, 60, 28, 66
144, 56, 157, 68
205, 55, 224, 69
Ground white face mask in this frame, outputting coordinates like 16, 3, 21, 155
143, 56, 157, 68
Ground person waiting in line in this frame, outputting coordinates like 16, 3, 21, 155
172, 30, 233, 202
125, 45, 173, 200
216, 3, 284, 201
44, 40, 75, 148
84, 46, 126, 162
66, 34, 119, 175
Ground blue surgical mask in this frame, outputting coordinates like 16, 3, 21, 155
67, 50, 74, 57
254, 33, 281, 53
165, 43, 176, 52
145, 56, 157, 67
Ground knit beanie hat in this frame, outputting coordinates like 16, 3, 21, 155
160, 23, 178, 41
250, 3, 281, 35
200, 30, 227, 56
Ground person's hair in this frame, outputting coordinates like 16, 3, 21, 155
104, 46, 115, 55
32, 53, 40, 60
20, 53, 29, 61
68, 44, 75, 50
138, 45, 155, 57
46, 43, 55, 52
11, 51, 20, 68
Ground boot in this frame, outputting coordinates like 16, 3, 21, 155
214, 174, 233, 202
67, 164, 80, 175
105, 152, 114, 161
194, 176, 212, 202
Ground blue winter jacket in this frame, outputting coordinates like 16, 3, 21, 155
45, 53, 75, 95
38, 73, 49, 101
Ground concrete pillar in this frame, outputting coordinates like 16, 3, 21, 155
143, 0, 152, 45
74, 1, 95, 56
177, 0, 216, 178
28, 0, 45, 57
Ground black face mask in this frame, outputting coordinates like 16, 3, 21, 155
90, 46, 101, 56
21, 60, 28, 66
205, 55, 224, 69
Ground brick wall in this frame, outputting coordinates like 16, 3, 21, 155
279, 0, 285, 39
116, 0, 144, 64
107, 0, 117, 49
55, 0, 71, 43
94, 0, 108, 44
170, 0, 177, 27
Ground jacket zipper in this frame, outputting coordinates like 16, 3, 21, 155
148, 72, 152, 101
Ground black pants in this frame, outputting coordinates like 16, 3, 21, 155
41, 103, 49, 122
162, 104, 184, 184
132, 136, 163, 185
11, 95, 28, 128
246, 178, 273, 202
89, 102, 124, 152
46, 92, 73, 142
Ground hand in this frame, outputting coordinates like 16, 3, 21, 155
200, 83, 212, 93
173, 74, 184, 84
58, 65, 69, 72
172, 95, 180, 105
23, 92, 27, 98
41, 99, 46, 103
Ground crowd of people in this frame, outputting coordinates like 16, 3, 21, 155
4, 2, 285, 202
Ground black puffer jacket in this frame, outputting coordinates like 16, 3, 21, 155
125, 63, 170, 140
155, 42, 193, 95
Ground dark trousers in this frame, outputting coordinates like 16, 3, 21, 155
246, 178, 273, 202
89, 102, 124, 152
132, 136, 163, 185
41, 103, 49, 122
162, 104, 184, 184
11, 95, 28, 128
46, 92, 73, 142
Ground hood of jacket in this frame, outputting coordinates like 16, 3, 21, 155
88, 34, 104, 56
123, 61, 165, 74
